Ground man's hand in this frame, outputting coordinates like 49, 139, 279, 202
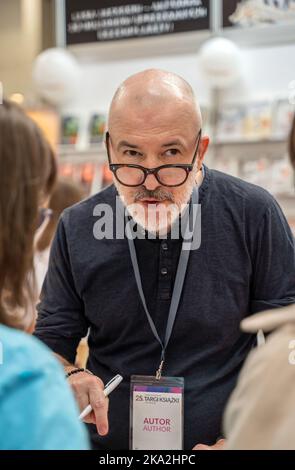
193, 439, 226, 450
67, 369, 109, 436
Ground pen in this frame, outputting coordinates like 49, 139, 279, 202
78, 374, 123, 421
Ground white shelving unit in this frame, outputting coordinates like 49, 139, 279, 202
57, 145, 106, 164
209, 138, 295, 221
56, 139, 295, 224
57, 145, 108, 195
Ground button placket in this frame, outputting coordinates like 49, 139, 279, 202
158, 240, 173, 301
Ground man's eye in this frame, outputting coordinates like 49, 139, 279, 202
164, 149, 180, 157
124, 150, 142, 157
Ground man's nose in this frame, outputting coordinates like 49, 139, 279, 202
144, 172, 160, 191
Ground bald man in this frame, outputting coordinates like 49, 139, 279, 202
35, 69, 295, 450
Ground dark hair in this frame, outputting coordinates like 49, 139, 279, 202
289, 113, 295, 170
0, 100, 57, 329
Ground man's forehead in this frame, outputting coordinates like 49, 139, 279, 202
109, 103, 198, 135
109, 122, 195, 143
114, 134, 188, 151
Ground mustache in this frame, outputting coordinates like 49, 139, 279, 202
134, 187, 175, 203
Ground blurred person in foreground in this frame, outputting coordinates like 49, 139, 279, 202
34, 69, 295, 450
34, 178, 85, 296
223, 114, 295, 450
0, 100, 89, 450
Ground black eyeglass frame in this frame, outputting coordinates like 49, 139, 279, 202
105, 128, 202, 188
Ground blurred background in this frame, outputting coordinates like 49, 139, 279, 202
1, 0, 295, 232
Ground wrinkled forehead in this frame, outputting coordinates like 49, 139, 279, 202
108, 97, 200, 140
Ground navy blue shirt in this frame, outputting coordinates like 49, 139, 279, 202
35, 166, 295, 450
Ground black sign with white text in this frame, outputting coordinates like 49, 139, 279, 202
65, 0, 210, 44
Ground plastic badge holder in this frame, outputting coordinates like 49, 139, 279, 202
130, 375, 184, 450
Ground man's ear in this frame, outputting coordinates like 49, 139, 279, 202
199, 136, 210, 165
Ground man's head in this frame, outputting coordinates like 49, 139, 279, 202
106, 69, 209, 235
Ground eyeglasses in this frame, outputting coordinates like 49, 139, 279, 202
105, 129, 202, 188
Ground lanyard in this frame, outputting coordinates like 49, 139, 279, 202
126, 186, 199, 379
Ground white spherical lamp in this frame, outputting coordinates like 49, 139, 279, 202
199, 37, 242, 89
32, 48, 81, 106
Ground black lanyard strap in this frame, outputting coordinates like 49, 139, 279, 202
126, 186, 199, 379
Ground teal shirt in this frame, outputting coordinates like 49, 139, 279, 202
0, 324, 89, 450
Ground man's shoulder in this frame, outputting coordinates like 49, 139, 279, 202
210, 168, 276, 209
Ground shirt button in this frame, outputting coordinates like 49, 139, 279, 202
161, 267, 168, 276
162, 242, 168, 251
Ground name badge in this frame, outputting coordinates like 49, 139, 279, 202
130, 375, 184, 450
